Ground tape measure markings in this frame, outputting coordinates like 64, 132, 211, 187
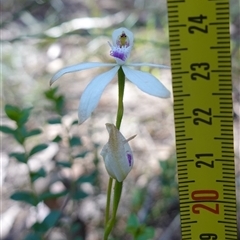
167, 0, 237, 239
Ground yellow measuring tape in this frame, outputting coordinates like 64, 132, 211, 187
167, 0, 238, 239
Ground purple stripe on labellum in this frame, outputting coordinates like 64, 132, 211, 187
127, 153, 132, 166
110, 50, 127, 61
109, 44, 131, 62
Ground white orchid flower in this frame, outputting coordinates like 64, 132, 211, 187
50, 27, 170, 124
101, 123, 136, 182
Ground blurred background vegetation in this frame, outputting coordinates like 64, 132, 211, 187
1, 0, 239, 240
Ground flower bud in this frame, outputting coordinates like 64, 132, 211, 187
101, 123, 136, 182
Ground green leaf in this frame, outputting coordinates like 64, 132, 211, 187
0, 125, 15, 134
44, 87, 65, 115
4, 105, 32, 126
73, 237, 84, 240
5, 105, 21, 122
31, 222, 46, 233
10, 152, 27, 163
74, 151, 88, 159
13, 126, 28, 144
70, 222, 84, 237
71, 189, 88, 200
30, 168, 46, 182
137, 227, 155, 240
56, 96, 64, 115
159, 160, 167, 171
126, 214, 155, 239
127, 214, 139, 229
69, 136, 81, 147
41, 210, 61, 230
71, 119, 79, 125
75, 172, 96, 184
38, 190, 68, 202
29, 144, 48, 156
131, 188, 145, 210
27, 129, 42, 137
44, 87, 58, 100
32, 210, 61, 233
24, 233, 42, 240
56, 161, 72, 168
18, 107, 32, 126
47, 117, 62, 124
52, 135, 62, 143
11, 191, 38, 206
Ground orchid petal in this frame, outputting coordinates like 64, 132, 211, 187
122, 66, 170, 98
127, 63, 170, 69
101, 123, 135, 182
109, 28, 134, 64
50, 62, 117, 85
112, 28, 134, 48
78, 66, 120, 124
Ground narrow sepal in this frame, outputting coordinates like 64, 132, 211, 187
122, 66, 170, 98
78, 66, 119, 124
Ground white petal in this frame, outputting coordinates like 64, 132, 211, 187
122, 66, 170, 98
78, 66, 120, 124
127, 62, 170, 69
112, 28, 134, 47
50, 62, 117, 85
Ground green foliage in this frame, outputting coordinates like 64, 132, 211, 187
47, 117, 62, 124
69, 136, 82, 147
27, 129, 42, 137
0, 125, 15, 134
13, 125, 28, 144
74, 151, 88, 159
56, 161, 72, 168
25, 211, 62, 239
159, 158, 178, 198
71, 189, 88, 200
131, 188, 146, 212
24, 233, 42, 240
10, 152, 27, 163
0, 89, 177, 240
10, 191, 38, 206
29, 144, 48, 157
44, 87, 65, 116
38, 190, 68, 202
0, 105, 43, 144
5, 104, 32, 126
71, 119, 79, 125
52, 135, 62, 142
0, 88, 177, 240
30, 168, 47, 182
42, 210, 61, 229
68, 171, 98, 201
32, 210, 61, 233
0, 97, 98, 238
75, 171, 97, 184
126, 214, 155, 240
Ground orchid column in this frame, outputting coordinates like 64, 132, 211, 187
50, 27, 170, 239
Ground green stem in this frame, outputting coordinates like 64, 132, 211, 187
23, 144, 37, 197
104, 67, 125, 239
105, 177, 113, 225
112, 181, 123, 220
104, 181, 123, 240
116, 67, 125, 130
